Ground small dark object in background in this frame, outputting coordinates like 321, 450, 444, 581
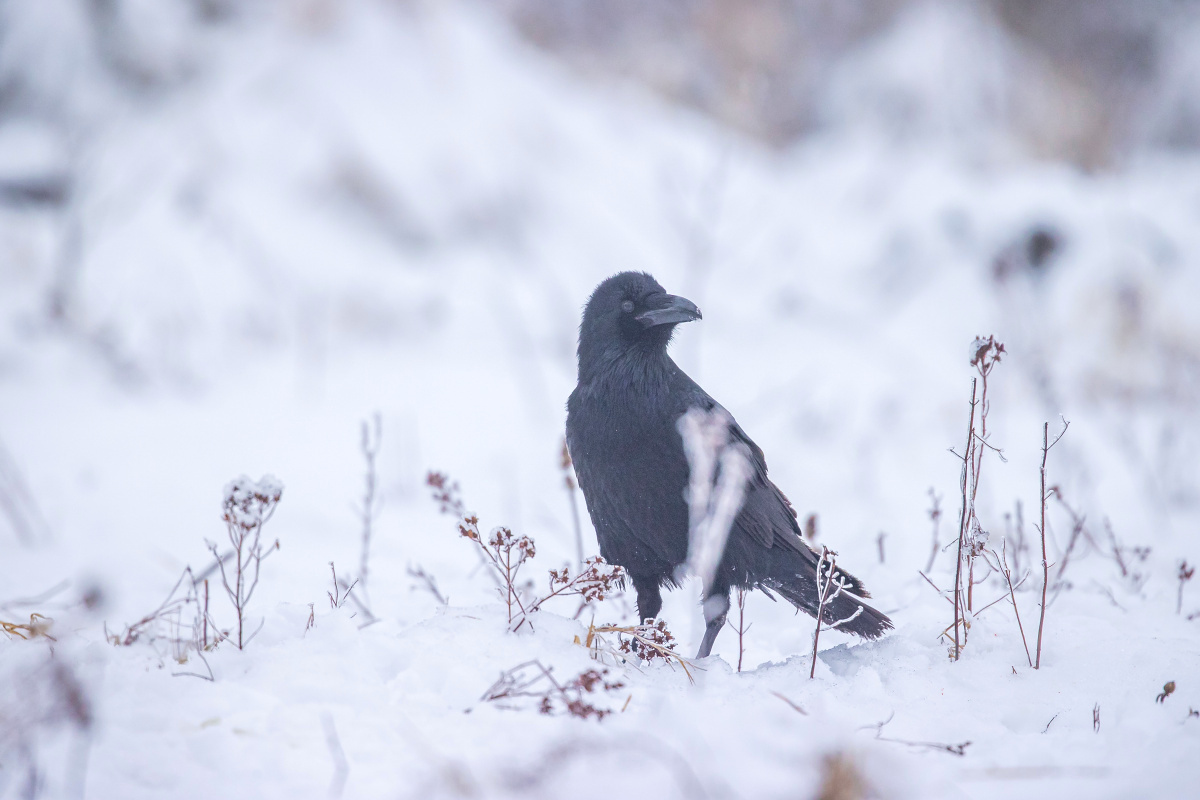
1157, 681, 1176, 703
992, 225, 1062, 281
803, 513, 818, 542
566, 272, 891, 659
0, 177, 70, 207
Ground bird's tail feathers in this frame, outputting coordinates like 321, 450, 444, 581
761, 549, 893, 640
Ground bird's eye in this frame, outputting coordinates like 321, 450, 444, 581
621, 300, 635, 313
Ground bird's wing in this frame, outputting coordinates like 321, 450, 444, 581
675, 379, 811, 557
672, 371, 873, 600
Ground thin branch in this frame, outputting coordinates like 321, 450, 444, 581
952, 378, 978, 660
1035, 419, 1067, 669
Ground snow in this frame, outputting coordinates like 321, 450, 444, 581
2, 1, 1199, 798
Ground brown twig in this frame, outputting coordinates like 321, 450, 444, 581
327, 562, 359, 609
951, 378, 978, 660
810, 546, 863, 679
925, 489, 942, 573
862, 713, 970, 756
985, 539, 1032, 667
1179, 561, 1195, 615
1035, 419, 1069, 669
580, 620, 695, 683
771, 691, 807, 715
728, 587, 750, 672
480, 659, 625, 720
407, 564, 448, 605
919, 570, 955, 607
561, 438, 585, 568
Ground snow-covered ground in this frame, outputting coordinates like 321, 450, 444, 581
2, 2, 1199, 798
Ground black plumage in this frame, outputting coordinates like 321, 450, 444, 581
566, 272, 892, 658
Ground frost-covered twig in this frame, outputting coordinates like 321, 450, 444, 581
810, 546, 861, 679
430, 470, 623, 632
948, 338, 1006, 660
677, 407, 752, 595
526, 557, 623, 618
457, 516, 535, 626
107, 566, 221, 678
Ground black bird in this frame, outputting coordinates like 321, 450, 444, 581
566, 272, 892, 658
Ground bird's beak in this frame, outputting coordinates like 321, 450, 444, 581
636, 294, 702, 328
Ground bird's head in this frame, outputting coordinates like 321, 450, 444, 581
577, 272, 701, 377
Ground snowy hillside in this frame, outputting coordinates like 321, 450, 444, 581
2, 1, 1199, 798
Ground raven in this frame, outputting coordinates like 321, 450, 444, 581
566, 272, 892, 659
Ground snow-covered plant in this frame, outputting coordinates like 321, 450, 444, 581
480, 659, 626, 721
532, 556, 624, 615
107, 565, 217, 679
428, 471, 625, 632
950, 335, 1006, 660
458, 515, 536, 625
426, 470, 464, 517
577, 618, 694, 681
964, 519, 990, 610
809, 546, 863, 679
207, 474, 283, 651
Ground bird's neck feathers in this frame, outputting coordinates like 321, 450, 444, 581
577, 338, 678, 390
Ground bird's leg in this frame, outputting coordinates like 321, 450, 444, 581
631, 574, 663, 623
696, 590, 731, 659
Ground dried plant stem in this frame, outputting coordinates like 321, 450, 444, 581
202, 579, 209, 650
1035, 423, 1049, 669
1178, 562, 1195, 615
581, 621, 694, 683
211, 476, 282, 651
1035, 419, 1069, 669
561, 439, 584, 568
809, 547, 861, 679
952, 378, 977, 661
992, 541, 1032, 666
730, 587, 750, 673
925, 489, 942, 573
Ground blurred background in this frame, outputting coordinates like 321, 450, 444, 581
1, 1, 1200, 795
3, 0, 1199, 627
